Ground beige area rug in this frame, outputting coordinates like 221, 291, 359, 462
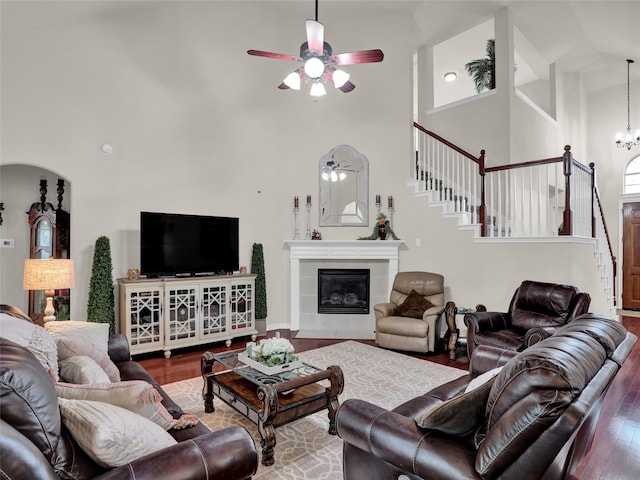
162, 340, 466, 480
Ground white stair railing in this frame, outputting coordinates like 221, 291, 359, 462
413, 123, 617, 309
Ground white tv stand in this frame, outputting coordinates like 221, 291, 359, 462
118, 274, 257, 358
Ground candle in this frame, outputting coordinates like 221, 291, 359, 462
375, 194, 381, 204
306, 195, 311, 205
294, 196, 299, 208
388, 195, 393, 208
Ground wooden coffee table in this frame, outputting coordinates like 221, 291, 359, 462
201, 349, 344, 466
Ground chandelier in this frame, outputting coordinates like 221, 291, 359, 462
615, 59, 640, 150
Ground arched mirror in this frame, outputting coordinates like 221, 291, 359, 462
319, 145, 369, 226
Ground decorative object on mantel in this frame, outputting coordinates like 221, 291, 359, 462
312, 229, 322, 240
374, 194, 394, 227
292, 196, 300, 239
615, 59, 640, 150
305, 194, 312, 240
240, 337, 302, 374
0, 202, 4, 226
358, 212, 399, 240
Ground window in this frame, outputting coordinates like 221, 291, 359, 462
624, 157, 640, 194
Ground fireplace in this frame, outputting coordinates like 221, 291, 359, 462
318, 269, 370, 314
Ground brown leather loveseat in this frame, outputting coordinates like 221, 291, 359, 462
0, 306, 258, 480
336, 314, 635, 480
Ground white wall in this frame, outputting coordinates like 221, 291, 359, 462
0, 1, 416, 327
0, 1, 630, 332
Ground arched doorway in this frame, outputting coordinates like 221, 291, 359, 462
622, 156, 640, 310
0, 164, 71, 316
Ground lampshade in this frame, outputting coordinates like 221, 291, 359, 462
310, 81, 326, 97
23, 258, 75, 291
23, 258, 75, 322
283, 71, 301, 90
332, 69, 350, 89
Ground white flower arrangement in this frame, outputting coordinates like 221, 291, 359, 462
244, 337, 298, 367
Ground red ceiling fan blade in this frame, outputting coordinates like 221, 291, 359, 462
332, 49, 384, 65
247, 49, 300, 62
305, 19, 324, 55
338, 81, 356, 93
278, 82, 290, 90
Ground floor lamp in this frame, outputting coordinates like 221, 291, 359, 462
23, 258, 75, 322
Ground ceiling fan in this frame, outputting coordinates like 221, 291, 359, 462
247, 0, 384, 97
322, 159, 353, 181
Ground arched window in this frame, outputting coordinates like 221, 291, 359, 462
624, 156, 640, 194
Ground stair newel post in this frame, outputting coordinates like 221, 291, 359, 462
561, 145, 573, 236
479, 150, 486, 237
590, 162, 596, 238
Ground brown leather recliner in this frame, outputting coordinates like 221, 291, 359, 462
464, 280, 591, 358
337, 314, 636, 480
374, 271, 445, 353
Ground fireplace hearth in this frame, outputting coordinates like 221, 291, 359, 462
318, 269, 370, 314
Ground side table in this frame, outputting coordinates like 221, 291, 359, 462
444, 302, 486, 360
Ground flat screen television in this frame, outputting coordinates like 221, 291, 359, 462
140, 212, 239, 277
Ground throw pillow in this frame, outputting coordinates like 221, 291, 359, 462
0, 312, 59, 382
59, 355, 111, 384
464, 367, 503, 393
414, 375, 496, 436
395, 289, 435, 318
45, 320, 110, 353
58, 398, 177, 467
55, 381, 183, 431
56, 337, 121, 382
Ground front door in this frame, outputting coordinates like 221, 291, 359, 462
622, 202, 640, 310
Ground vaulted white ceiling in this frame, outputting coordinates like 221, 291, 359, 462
279, 0, 640, 93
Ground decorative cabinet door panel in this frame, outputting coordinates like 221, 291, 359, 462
200, 283, 228, 339
230, 280, 254, 332
119, 275, 255, 357
127, 287, 163, 351
165, 285, 198, 343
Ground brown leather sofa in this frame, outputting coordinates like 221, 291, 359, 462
0, 307, 258, 480
464, 280, 591, 358
337, 314, 635, 480
375, 271, 445, 353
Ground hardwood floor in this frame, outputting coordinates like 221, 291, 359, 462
138, 316, 640, 479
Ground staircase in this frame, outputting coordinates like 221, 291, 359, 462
411, 122, 617, 316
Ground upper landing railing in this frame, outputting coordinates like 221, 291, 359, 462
412, 122, 617, 302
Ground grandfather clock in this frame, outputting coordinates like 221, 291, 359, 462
26, 179, 71, 322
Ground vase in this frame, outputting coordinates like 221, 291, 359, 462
378, 226, 387, 240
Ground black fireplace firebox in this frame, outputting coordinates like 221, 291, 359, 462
317, 269, 370, 314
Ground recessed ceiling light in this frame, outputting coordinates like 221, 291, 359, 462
444, 71, 457, 82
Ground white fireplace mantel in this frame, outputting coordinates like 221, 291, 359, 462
285, 240, 405, 331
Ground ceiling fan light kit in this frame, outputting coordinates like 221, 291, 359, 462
247, 0, 383, 97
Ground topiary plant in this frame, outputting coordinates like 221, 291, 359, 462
87, 235, 115, 333
251, 243, 267, 320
